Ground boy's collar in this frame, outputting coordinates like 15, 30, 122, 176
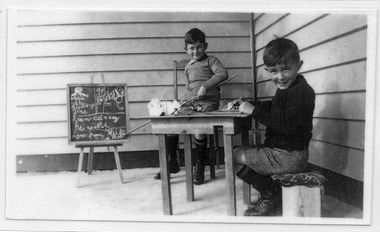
190, 54, 208, 63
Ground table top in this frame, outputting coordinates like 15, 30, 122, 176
150, 111, 250, 119
150, 111, 252, 135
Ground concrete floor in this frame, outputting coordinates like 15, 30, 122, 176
5, 166, 363, 224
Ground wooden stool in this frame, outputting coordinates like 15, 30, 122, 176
271, 172, 327, 217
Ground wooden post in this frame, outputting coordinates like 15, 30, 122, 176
173, 60, 178, 100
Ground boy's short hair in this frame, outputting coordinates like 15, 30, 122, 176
184, 28, 206, 46
263, 38, 300, 66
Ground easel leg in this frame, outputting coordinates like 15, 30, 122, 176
87, 147, 94, 175
113, 146, 124, 184
76, 147, 85, 187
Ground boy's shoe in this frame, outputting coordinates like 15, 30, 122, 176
244, 195, 282, 216
154, 159, 180, 180
193, 162, 205, 185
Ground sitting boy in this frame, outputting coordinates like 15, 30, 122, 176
154, 28, 229, 185
233, 38, 315, 216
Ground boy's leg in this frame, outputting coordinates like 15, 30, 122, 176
154, 134, 180, 180
185, 98, 218, 185
194, 134, 208, 185
236, 165, 282, 216
233, 146, 307, 216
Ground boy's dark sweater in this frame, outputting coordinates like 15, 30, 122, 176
251, 75, 315, 151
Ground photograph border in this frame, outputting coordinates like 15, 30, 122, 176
1, 1, 379, 232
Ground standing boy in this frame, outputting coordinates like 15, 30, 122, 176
154, 28, 229, 185
233, 38, 315, 216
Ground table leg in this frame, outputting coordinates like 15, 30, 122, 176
243, 182, 252, 205
224, 134, 236, 216
214, 127, 220, 169
241, 129, 249, 146
158, 135, 173, 215
184, 134, 194, 202
241, 129, 251, 205
208, 134, 216, 179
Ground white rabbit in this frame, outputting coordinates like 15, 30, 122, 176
161, 100, 181, 115
147, 98, 164, 117
147, 98, 181, 116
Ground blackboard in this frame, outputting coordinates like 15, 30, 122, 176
67, 84, 130, 145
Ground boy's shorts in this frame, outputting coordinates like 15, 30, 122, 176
182, 90, 220, 112
234, 146, 309, 175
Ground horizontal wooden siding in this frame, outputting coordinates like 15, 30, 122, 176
8, 10, 252, 155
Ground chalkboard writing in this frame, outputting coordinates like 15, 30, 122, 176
67, 84, 130, 144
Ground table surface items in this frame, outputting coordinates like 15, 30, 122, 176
150, 111, 251, 135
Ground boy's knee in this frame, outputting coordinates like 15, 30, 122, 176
233, 146, 248, 155
232, 147, 248, 165
194, 134, 206, 140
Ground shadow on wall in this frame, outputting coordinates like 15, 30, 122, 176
311, 82, 363, 208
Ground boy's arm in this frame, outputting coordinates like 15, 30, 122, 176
201, 56, 228, 90
250, 100, 272, 111
238, 99, 272, 115
251, 88, 315, 135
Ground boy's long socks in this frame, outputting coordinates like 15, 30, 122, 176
193, 137, 208, 185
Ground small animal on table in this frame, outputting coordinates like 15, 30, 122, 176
147, 98, 181, 117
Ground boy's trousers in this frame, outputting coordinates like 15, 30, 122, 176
235, 146, 309, 199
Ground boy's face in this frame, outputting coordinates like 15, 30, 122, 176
185, 41, 208, 61
265, 60, 303, 90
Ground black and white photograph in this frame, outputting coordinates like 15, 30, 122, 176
0, 1, 379, 232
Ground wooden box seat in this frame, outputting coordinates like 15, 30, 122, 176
271, 171, 327, 217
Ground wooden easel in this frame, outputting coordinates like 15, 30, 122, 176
76, 141, 125, 187
90, 72, 105, 84
74, 73, 126, 187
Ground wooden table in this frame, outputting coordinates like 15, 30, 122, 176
150, 111, 252, 216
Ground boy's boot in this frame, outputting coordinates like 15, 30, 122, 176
154, 135, 180, 180
236, 165, 282, 216
193, 137, 208, 185
243, 187, 282, 216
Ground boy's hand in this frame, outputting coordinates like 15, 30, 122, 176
231, 98, 244, 106
197, 86, 207, 98
239, 101, 255, 115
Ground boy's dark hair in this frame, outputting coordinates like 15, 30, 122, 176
263, 38, 300, 66
184, 28, 206, 46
